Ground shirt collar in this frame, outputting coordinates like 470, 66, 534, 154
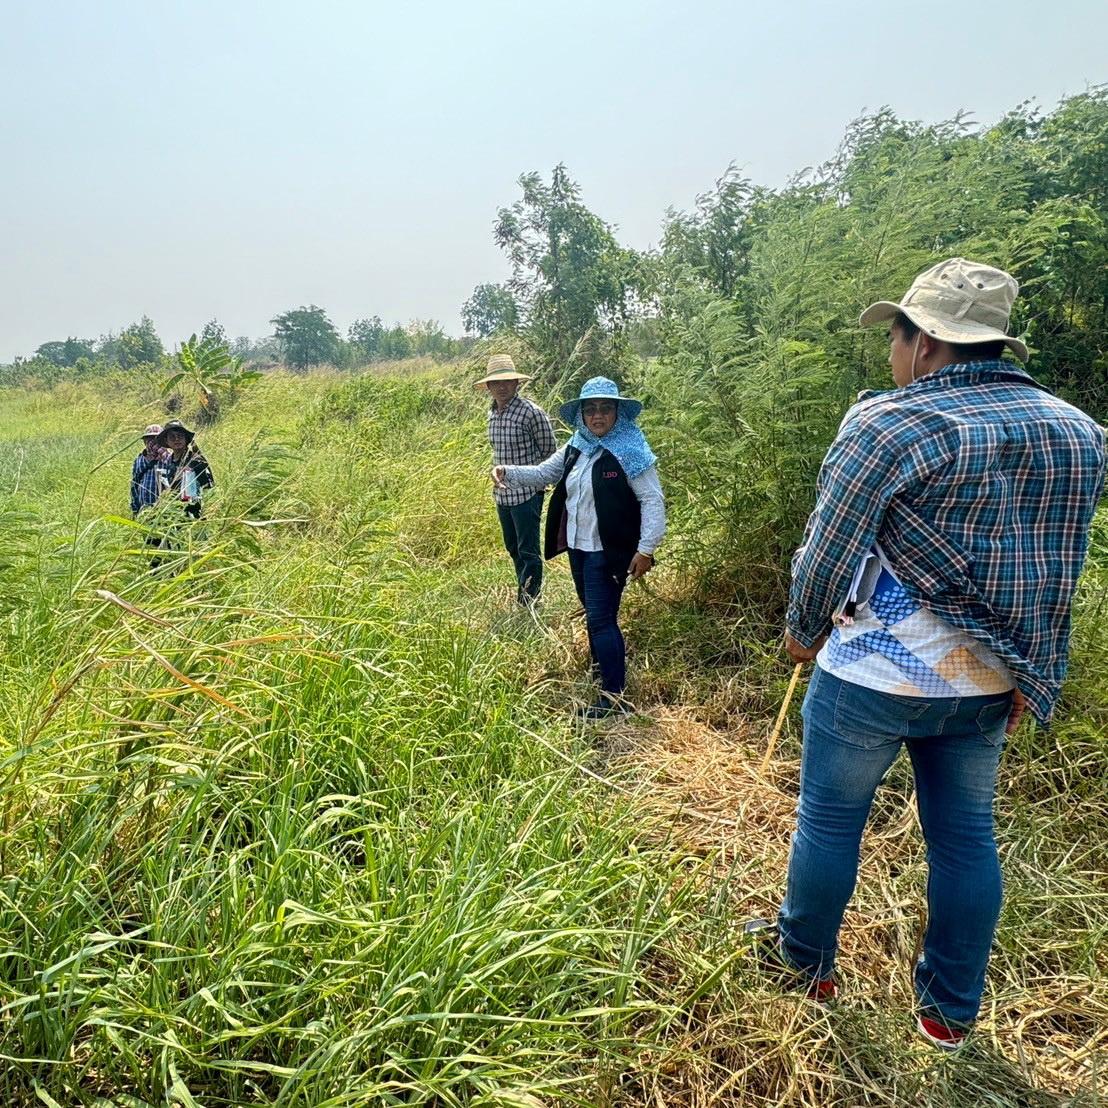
490, 393, 524, 414
858, 359, 1045, 403
913, 359, 1046, 392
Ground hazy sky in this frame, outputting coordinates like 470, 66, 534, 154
2, 0, 1105, 362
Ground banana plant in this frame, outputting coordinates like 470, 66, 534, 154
164, 334, 262, 422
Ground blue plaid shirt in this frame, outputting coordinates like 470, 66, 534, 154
130, 450, 169, 514
787, 360, 1106, 724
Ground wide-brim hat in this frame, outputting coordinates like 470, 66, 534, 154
475, 353, 532, 388
559, 376, 643, 424
156, 419, 195, 446
860, 257, 1029, 362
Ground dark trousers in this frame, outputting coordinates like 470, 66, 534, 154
496, 492, 544, 602
568, 548, 628, 696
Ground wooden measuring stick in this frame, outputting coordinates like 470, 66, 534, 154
760, 662, 805, 773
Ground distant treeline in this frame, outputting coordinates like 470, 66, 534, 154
1, 312, 476, 385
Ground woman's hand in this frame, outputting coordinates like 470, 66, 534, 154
491, 465, 508, 489
628, 552, 654, 580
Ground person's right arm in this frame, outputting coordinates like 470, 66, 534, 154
493, 444, 567, 490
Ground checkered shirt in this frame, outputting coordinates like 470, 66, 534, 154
787, 360, 1106, 724
487, 394, 556, 506
131, 451, 168, 514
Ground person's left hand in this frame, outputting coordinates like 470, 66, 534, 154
628, 552, 654, 580
1005, 687, 1028, 735
784, 630, 825, 665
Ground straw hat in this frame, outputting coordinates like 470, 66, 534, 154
860, 258, 1028, 362
559, 376, 643, 424
475, 353, 532, 388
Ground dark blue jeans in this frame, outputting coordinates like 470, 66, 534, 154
497, 492, 544, 603
778, 666, 1011, 1025
568, 549, 628, 696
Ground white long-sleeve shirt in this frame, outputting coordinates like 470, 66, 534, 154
504, 444, 666, 556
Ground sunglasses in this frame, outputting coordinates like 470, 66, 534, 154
581, 401, 618, 415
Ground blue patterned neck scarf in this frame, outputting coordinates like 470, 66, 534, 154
569, 410, 657, 479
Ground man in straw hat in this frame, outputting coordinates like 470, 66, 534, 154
749, 259, 1105, 1049
478, 354, 556, 605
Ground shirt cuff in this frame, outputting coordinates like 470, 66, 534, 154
785, 620, 831, 649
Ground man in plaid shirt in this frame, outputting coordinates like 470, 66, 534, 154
750, 259, 1106, 1051
477, 354, 556, 604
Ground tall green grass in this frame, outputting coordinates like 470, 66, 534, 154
0, 367, 1104, 1106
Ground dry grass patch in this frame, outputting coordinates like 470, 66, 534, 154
599, 705, 1107, 1106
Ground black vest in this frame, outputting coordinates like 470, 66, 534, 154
544, 446, 641, 567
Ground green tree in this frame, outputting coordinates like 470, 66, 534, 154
406, 319, 453, 358
348, 316, 385, 361
378, 324, 412, 361
115, 316, 164, 369
34, 337, 96, 367
462, 283, 519, 337
494, 165, 639, 378
270, 305, 341, 371
200, 319, 228, 346
660, 165, 760, 300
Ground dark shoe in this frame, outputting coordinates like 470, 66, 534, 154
743, 918, 837, 1003
916, 1010, 969, 1052
577, 696, 629, 721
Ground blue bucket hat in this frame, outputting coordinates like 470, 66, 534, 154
559, 377, 643, 424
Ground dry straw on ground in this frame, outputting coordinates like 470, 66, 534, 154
594, 704, 1107, 1107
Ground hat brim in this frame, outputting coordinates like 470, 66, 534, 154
475, 372, 532, 387
156, 427, 195, 446
560, 396, 643, 424
859, 301, 1029, 362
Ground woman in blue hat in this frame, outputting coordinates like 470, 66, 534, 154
493, 377, 666, 719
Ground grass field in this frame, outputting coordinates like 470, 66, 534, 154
0, 365, 1104, 1106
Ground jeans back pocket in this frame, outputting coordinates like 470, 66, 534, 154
832, 678, 931, 749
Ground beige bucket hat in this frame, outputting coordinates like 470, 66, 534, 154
860, 258, 1028, 362
475, 353, 532, 388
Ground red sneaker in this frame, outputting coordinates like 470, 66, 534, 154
743, 919, 837, 1003
916, 1012, 969, 1052
806, 976, 838, 1003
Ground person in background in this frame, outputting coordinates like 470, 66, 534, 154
748, 258, 1106, 1052
130, 423, 169, 517
493, 376, 665, 719
478, 354, 556, 605
156, 419, 215, 519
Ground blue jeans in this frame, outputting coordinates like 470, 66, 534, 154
778, 666, 1011, 1025
497, 493, 544, 602
568, 549, 628, 696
